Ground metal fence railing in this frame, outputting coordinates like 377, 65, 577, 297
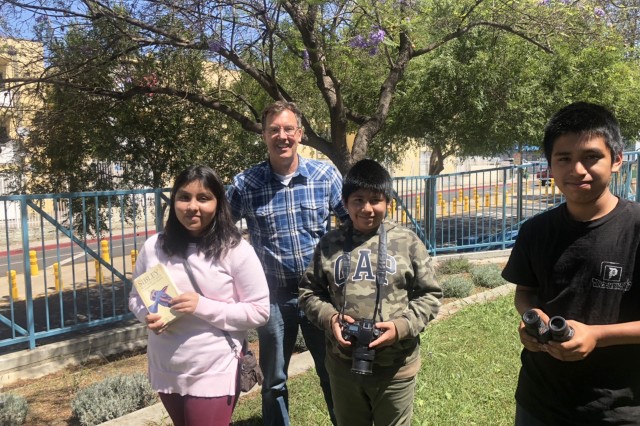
1, 152, 638, 352
0, 189, 170, 352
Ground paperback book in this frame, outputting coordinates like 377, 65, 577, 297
133, 263, 183, 326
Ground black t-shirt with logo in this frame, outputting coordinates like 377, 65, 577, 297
503, 198, 640, 425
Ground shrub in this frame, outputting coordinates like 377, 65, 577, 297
471, 264, 507, 289
441, 276, 474, 298
0, 392, 28, 426
437, 257, 471, 275
71, 373, 156, 426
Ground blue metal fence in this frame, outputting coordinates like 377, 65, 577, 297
1, 153, 638, 351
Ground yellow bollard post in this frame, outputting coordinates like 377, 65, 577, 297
131, 249, 138, 271
474, 195, 480, 209
29, 250, 39, 276
8, 270, 18, 300
551, 178, 556, 196
402, 210, 407, 224
53, 262, 61, 291
485, 193, 490, 207
473, 188, 478, 198
451, 198, 457, 215
464, 196, 470, 212
440, 201, 446, 216
100, 239, 111, 263
95, 259, 102, 284
458, 189, 463, 200
494, 189, 499, 206
437, 192, 443, 206
415, 195, 421, 218
545, 183, 549, 196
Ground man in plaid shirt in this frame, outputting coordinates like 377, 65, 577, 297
228, 101, 348, 426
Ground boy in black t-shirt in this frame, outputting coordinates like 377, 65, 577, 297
502, 102, 640, 425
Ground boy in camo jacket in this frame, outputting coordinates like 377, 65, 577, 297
299, 159, 442, 426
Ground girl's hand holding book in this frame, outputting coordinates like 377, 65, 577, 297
169, 292, 200, 314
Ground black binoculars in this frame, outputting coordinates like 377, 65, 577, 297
522, 309, 574, 343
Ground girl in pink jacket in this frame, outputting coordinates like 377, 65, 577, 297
129, 165, 270, 426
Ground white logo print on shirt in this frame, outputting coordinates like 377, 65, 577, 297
591, 261, 631, 291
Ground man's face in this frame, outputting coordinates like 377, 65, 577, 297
550, 133, 622, 207
262, 109, 302, 171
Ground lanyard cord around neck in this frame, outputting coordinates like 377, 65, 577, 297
340, 222, 387, 322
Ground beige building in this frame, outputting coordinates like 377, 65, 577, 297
0, 38, 44, 189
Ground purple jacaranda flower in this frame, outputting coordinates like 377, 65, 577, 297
208, 38, 224, 54
349, 27, 387, 55
302, 50, 310, 71
369, 28, 386, 45
349, 35, 368, 49
538, 0, 550, 5
594, 7, 605, 18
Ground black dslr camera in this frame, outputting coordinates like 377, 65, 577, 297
341, 319, 382, 375
522, 310, 574, 343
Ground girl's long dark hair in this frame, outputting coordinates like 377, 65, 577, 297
161, 165, 241, 259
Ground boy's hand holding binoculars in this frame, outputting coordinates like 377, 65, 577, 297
519, 309, 598, 361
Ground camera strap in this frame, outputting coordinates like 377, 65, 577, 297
340, 222, 387, 322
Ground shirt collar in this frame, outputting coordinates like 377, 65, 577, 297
266, 155, 311, 180
245, 155, 313, 189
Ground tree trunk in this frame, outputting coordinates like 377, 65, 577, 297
428, 145, 445, 176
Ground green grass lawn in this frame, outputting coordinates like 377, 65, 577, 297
231, 294, 522, 425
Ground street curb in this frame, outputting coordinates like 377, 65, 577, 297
0, 230, 156, 257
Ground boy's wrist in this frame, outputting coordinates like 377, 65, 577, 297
392, 317, 411, 340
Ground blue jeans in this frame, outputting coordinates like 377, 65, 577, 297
257, 296, 335, 426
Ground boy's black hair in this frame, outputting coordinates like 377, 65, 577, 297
162, 165, 241, 260
543, 102, 624, 164
342, 159, 393, 202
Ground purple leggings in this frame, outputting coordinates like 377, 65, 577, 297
159, 360, 242, 426
159, 392, 239, 426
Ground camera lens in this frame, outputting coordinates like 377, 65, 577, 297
351, 358, 374, 375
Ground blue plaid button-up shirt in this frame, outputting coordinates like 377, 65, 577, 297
227, 156, 349, 293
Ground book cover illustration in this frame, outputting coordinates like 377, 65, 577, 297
134, 263, 184, 326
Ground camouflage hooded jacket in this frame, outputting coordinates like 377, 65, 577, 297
299, 220, 442, 378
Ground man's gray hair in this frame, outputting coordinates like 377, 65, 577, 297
261, 101, 303, 130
